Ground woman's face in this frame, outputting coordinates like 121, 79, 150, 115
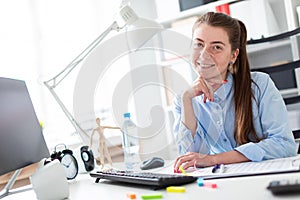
192, 23, 238, 81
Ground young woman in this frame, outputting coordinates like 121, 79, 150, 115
173, 12, 298, 172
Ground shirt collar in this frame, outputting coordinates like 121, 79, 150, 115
214, 72, 233, 101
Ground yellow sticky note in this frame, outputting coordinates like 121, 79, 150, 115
166, 186, 186, 193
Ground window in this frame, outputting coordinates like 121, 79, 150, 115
0, 0, 125, 149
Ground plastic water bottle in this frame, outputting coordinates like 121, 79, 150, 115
121, 112, 141, 170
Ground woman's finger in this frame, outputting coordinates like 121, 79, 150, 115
198, 78, 214, 102
174, 152, 198, 171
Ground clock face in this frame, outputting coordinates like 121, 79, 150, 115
61, 153, 78, 180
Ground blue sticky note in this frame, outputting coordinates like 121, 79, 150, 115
197, 178, 204, 187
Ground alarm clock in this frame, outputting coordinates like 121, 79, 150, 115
50, 144, 79, 180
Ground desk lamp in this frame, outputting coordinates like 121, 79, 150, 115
44, 5, 162, 140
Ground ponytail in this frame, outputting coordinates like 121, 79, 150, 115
233, 20, 260, 144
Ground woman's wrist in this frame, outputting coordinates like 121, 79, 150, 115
206, 151, 249, 166
182, 90, 194, 101
203, 154, 218, 167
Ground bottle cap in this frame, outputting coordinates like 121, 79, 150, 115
124, 112, 131, 118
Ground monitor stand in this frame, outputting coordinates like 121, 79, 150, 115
0, 169, 22, 199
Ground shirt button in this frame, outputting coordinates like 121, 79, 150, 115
217, 121, 222, 125
223, 139, 227, 142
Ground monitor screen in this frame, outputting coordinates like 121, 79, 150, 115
268, 69, 296, 91
251, 60, 300, 98
0, 77, 50, 176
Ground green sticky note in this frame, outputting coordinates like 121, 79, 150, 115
141, 193, 163, 199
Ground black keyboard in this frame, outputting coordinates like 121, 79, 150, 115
267, 179, 300, 195
90, 170, 197, 188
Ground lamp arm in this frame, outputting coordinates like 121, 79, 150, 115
44, 82, 89, 137
43, 21, 120, 139
44, 21, 119, 88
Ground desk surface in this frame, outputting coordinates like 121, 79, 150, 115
3, 170, 300, 200
3, 158, 300, 200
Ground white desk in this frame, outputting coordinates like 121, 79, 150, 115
3, 169, 300, 200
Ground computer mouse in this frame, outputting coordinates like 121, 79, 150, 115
140, 157, 165, 170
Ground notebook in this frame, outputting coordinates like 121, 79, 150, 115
182, 155, 300, 180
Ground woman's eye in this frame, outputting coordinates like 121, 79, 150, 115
213, 45, 223, 51
193, 43, 203, 49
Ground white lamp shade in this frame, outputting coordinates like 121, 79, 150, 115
124, 17, 163, 50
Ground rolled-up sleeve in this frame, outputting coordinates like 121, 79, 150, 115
173, 95, 210, 155
235, 73, 298, 161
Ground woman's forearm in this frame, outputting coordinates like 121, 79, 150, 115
210, 150, 250, 166
181, 91, 197, 137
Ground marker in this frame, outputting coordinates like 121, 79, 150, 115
179, 166, 189, 176
141, 193, 163, 199
166, 186, 186, 193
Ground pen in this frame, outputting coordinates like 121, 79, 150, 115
212, 164, 220, 173
219, 164, 225, 173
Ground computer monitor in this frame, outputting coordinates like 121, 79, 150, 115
0, 77, 50, 198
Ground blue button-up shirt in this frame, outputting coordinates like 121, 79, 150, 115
173, 72, 298, 161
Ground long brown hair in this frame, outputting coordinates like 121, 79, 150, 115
192, 12, 261, 145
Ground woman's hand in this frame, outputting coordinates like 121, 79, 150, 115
174, 151, 249, 172
180, 68, 227, 136
180, 75, 226, 136
173, 152, 215, 172
181, 77, 215, 135
184, 77, 215, 103
184, 75, 227, 103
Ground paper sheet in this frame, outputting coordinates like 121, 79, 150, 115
186, 155, 300, 179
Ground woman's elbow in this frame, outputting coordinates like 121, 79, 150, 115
284, 139, 298, 157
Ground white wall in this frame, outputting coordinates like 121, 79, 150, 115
0, 0, 124, 150
125, 0, 179, 160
